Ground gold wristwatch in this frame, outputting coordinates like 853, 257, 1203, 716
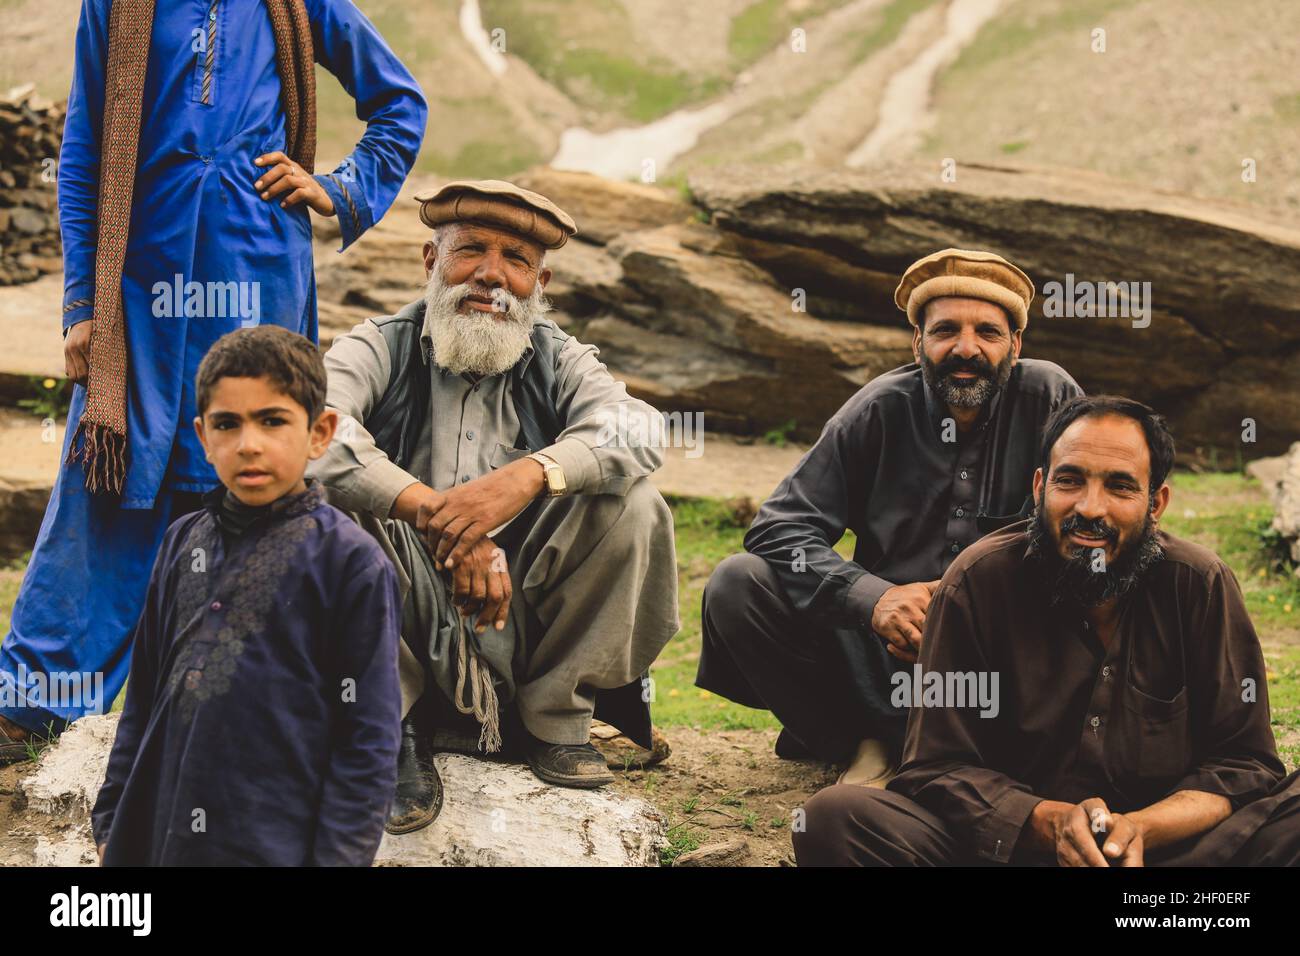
527, 452, 567, 498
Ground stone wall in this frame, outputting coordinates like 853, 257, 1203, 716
0, 84, 63, 286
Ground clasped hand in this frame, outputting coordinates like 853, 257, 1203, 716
411, 463, 540, 633
1050, 797, 1144, 867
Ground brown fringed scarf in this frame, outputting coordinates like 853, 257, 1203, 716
68, 0, 318, 496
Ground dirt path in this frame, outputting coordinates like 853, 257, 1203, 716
611, 727, 836, 866
651, 436, 808, 504
0, 274, 63, 381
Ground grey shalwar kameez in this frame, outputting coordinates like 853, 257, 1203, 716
308, 299, 679, 747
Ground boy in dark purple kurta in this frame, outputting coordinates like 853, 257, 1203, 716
92, 326, 401, 866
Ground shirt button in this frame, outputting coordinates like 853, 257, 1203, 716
960, 470, 969, 480
955, 507, 964, 517
209, 11, 217, 20
200, 155, 212, 164
472, 384, 480, 392
950, 542, 960, 554
1090, 716, 1101, 728
1102, 666, 1111, 679
210, 601, 222, 611
460, 475, 470, 484
466, 430, 475, 440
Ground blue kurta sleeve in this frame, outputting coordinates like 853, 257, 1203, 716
90, 520, 174, 848
306, 0, 428, 254
310, 547, 402, 866
57, 0, 110, 334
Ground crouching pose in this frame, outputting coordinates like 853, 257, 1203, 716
697, 249, 1081, 784
796, 396, 1300, 866
309, 180, 680, 833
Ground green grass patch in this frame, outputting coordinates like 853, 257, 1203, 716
729, 0, 787, 65
561, 49, 727, 123
728, 0, 844, 66
651, 496, 854, 730
481, 0, 727, 122
846, 0, 939, 62
421, 138, 547, 181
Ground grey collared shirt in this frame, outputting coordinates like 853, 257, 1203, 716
308, 310, 665, 520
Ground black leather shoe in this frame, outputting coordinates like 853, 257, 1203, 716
525, 737, 615, 788
385, 717, 444, 834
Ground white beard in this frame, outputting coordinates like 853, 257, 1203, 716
423, 269, 551, 377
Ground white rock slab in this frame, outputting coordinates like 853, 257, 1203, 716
21, 713, 117, 818
376, 754, 666, 867
12, 713, 667, 867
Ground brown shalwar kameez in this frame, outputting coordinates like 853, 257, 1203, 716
795, 519, 1300, 866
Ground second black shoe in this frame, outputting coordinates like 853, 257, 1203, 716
525, 735, 616, 788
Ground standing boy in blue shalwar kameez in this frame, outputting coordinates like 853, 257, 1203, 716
0, 0, 426, 757
93, 326, 402, 866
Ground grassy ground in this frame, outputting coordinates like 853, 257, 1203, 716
648, 472, 1300, 776
1, 471, 1297, 766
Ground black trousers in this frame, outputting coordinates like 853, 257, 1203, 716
695, 552, 907, 764
794, 781, 1300, 866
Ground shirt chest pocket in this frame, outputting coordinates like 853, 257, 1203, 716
1115, 684, 1191, 781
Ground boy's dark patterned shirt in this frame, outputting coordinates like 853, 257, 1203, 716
91, 479, 403, 866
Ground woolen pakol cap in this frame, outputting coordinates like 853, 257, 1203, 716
894, 248, 1035, 331
413, 180, 579, 250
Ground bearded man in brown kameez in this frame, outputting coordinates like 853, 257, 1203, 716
796, 395, 1300, 866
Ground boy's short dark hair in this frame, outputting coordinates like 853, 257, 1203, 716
195, 326, 327, 424
1038, 394, 1176, 493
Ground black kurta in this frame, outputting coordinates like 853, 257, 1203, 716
886, 519, 1300, 865
744, 359, 1083, 627
697, 359, 1081, 757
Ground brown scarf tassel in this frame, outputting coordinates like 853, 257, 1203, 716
70, 0, 316, 497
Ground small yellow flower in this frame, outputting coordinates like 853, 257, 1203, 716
667, 688, 680, 698
1258, 569, 1267, 578
698, 690, 710, 699
1285, 604, 1294, 613
716, 703, 726, 710
42, 378, 56, 389
1267, 595, 1276, 603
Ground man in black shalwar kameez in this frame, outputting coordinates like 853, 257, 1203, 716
697, 249, 1082, 778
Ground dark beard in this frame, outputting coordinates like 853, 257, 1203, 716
920, 349, 1014, 408
1025, 491, 1165, 609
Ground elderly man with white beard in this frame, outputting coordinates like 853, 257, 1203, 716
308, 181, 679, 833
